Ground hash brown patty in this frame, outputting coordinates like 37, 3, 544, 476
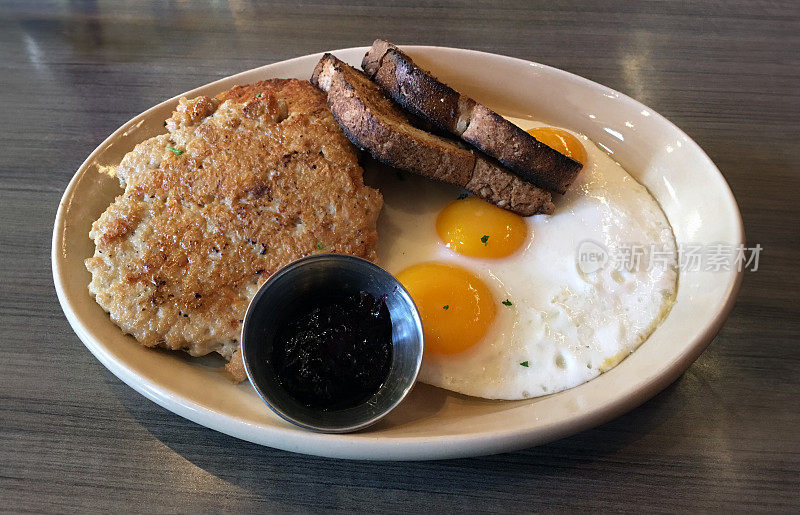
85, 79, 383, 381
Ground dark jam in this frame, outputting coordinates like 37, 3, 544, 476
271, 291, 393, 410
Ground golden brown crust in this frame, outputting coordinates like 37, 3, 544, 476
362, 39, 582, 194
312, 54, 553, 216
86, 79, 382, 381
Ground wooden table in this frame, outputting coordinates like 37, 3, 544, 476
2, 1, 798, 511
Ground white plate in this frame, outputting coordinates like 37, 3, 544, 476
53, 46, 743, 460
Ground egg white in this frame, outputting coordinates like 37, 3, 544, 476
368, 118, 678, 400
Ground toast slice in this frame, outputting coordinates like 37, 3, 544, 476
362, 39, 582, 194
311, 54, 554, 216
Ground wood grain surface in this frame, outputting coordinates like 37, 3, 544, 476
2, 0, 799, 511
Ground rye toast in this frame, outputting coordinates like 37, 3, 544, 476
311, 53, 554, 216
362, 39, 582, 194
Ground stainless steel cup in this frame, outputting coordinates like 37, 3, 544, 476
241, 254, 423, 433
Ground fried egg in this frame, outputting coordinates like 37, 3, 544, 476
370, 118, 678, 400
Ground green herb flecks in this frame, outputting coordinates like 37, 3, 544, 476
166, 146, 184, 155
457, 193, 468, 200
442, 305, 449, 310
520, 361, 529, 367
481, 235, 489, 245
502, 299, 513, 306
316, 243, 325, 250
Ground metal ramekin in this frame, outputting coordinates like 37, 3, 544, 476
241, 254, 423, 433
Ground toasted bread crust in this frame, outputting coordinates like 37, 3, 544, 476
363, 40, 468, 134
362, 40, 582, 194
312, 54, 553, 216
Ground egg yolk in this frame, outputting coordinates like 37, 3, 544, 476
397, 263, 496, 355
527, 127, 587, 165
436, 196, 528, 258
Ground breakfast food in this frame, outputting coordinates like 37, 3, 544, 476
85, 79, 382, 382
85, 43, 679, 405
311, 53, 555, 216
271, 291, 392, 409
372, 118, 677, 400
363, 39, 583, 193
